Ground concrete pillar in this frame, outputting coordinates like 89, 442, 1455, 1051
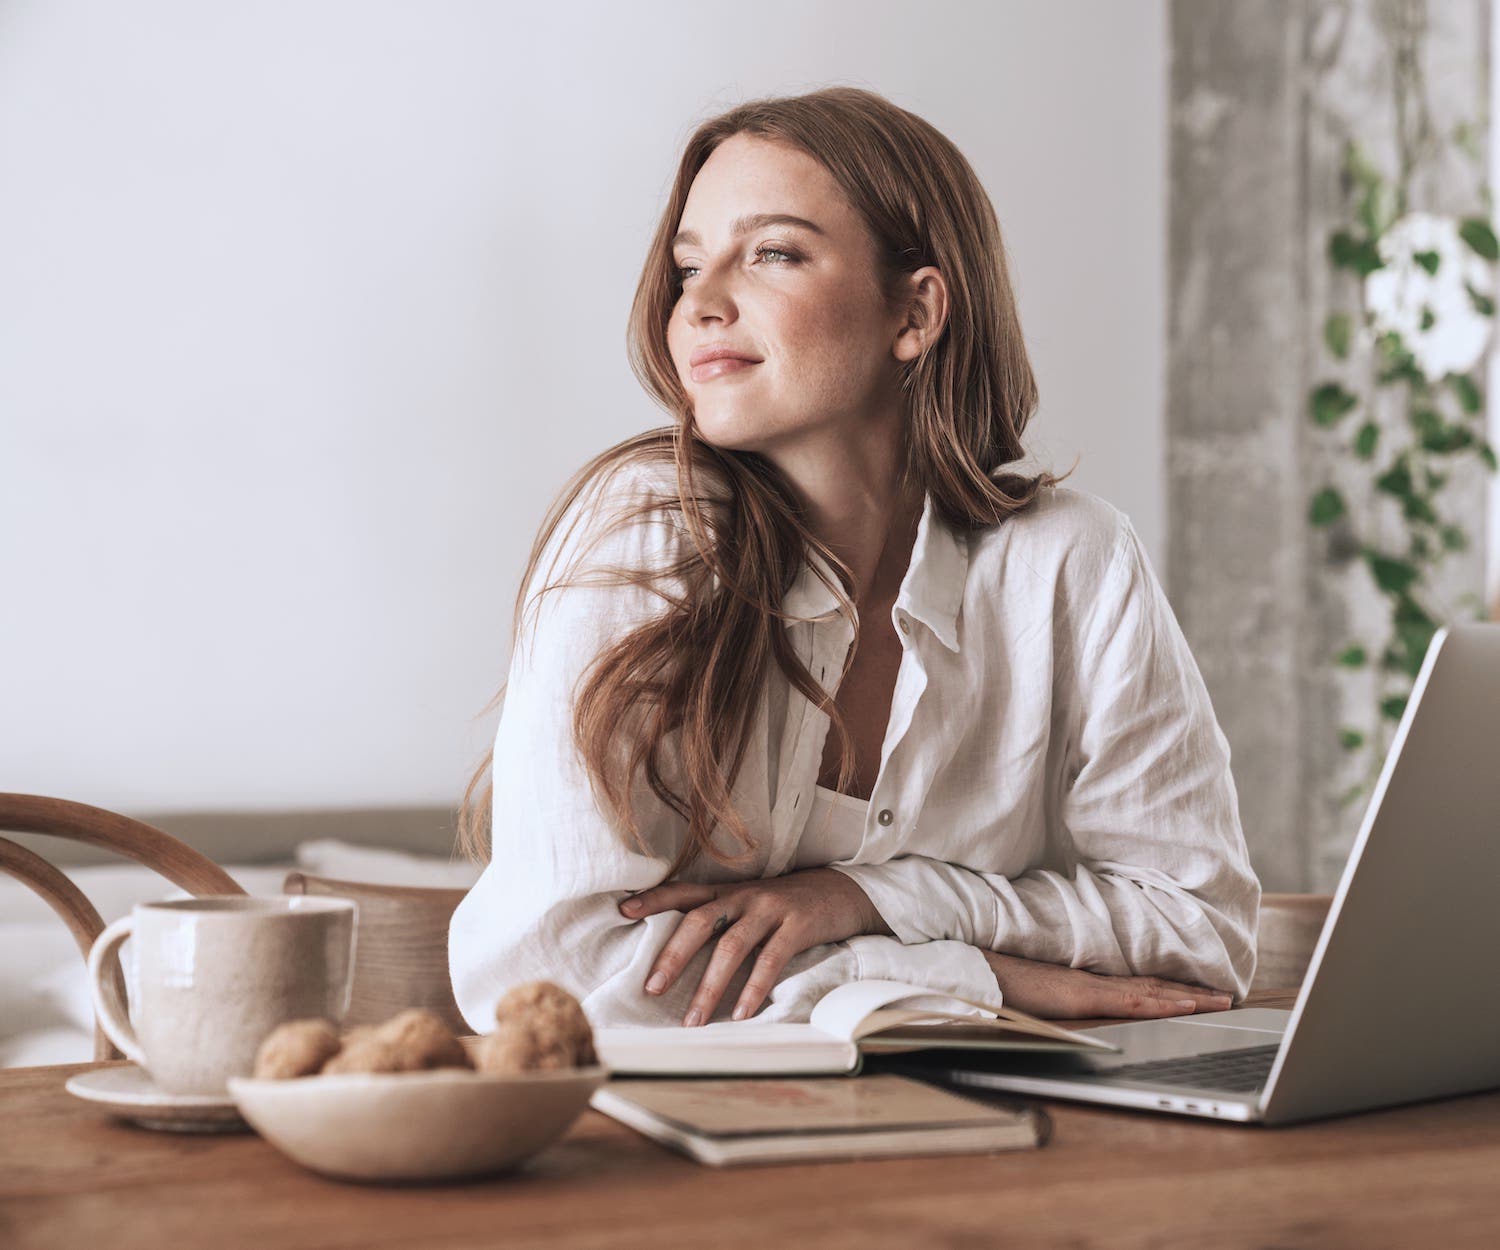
1168, 0, 1491, 892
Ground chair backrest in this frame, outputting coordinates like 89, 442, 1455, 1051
282, 872, 470, 1036
0, 792, 247, 1061
1252, 892, 1333, 993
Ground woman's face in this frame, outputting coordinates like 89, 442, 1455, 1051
666, 134, 911, 457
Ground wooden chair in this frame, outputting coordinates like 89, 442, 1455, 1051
1252, 892, 1333, 993
0, 792, 246, 1061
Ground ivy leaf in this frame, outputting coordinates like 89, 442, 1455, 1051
1394, 619, 1438, 678
1380, 693, 1410, 722
1409, 533, 1433, 560
1408, 407, 1443, 439
1459, 216, 1499, 261
1447, 372, 1482, 413
1329, 230, 1384, 277
1336, 781, 1368, 810
1363, 549, 1419, 595
1440, 525, 1468, 552
1336, 644, 1368, 668
1480, 441, 1498, 472
1420, 423, 1474, 454
1324, 312, 1352, 359
1339, 727, 1366, 751
1401, 493, 1438, 524
1424, 468, 1448, 490
1374, 333, 1424, 385
1309, 486, 1347, 526
1419, 305, 1436, 331
1354, 421, 1380, 459
1413, 250, 1441, 276
1393, 593, 1436, 628
1466, 283, 1495, 316
1375, 457, 1413, 497
1311, 381, 1360, 426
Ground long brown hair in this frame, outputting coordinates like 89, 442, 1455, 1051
455, 85, 1074, 871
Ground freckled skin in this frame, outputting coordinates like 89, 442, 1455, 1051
665, 133, 918, 469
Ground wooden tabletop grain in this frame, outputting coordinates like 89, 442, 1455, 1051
3, 989, 1499, 1250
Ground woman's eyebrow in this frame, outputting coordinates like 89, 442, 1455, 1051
671, 213, 825, 249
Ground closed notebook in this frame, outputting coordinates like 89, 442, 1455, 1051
592, 979, 1119, 1076
589, 1073, 1048, 1166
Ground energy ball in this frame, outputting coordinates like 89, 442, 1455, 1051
320, 1034, 406, 1075
471, 1019, 576, 1075
373, 1008, 471, 1071
253, 1018, 342, 1079
492, 981, 596, 1066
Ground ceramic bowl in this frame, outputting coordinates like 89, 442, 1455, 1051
227, 1064, 608, 1183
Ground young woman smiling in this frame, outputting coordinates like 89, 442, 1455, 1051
448, 87, 1260, 1034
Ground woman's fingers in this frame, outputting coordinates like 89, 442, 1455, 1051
1141, 976, 1236, 1011
642, 899, 732, 997
1103, 977, 1234, 1019
619, 883, 716, 919
730, 929, 802, 1021
680, 914, 778, 1027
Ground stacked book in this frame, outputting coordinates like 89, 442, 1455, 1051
587, 978, 1114, 1166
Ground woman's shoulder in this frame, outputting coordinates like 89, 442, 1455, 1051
970, 484, 1131, 577
963, 484, 1140, 630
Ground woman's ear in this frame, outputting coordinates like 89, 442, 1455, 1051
892, 265, 950, 363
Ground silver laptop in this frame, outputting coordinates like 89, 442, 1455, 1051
876, 622, 1500, 1126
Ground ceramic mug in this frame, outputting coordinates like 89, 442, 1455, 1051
87, 896, 357, 1096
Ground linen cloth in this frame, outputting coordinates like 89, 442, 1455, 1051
448, 460, 1260, 1033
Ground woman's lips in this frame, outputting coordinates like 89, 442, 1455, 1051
691, 358, 760, 382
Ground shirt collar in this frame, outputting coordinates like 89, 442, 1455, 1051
780, 490, 968, 652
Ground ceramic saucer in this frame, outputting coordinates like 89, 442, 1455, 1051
65, 1064, 250, 1133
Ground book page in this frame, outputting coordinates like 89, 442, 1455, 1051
808, 979, 1117, 1053
808, 979, 1001, 1041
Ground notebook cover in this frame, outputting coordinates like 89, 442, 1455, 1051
592, 1073, 1031, 1137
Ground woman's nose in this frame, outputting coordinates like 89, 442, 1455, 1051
679, 265, 737, 323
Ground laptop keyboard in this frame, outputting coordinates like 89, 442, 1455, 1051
1103, 1043, 1280, 1092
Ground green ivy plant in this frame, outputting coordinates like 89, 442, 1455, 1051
1309, 131, 1497, 811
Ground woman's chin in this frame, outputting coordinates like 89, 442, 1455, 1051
691, 414, 772, 454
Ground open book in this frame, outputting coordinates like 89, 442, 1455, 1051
592, 979, 1120, 1076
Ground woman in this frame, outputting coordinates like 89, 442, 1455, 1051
448, 87, 1260, 1034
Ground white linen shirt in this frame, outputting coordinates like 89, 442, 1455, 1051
448, 460, 1261, 1034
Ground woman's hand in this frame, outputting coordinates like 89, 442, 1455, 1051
618, 869, 894, 1027
980, 949, 1236, 1019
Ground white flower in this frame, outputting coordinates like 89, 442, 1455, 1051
1363, 211, 1495, 381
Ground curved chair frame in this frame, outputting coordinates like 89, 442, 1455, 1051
0, 793, 246, 1061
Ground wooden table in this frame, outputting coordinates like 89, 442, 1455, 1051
3, 989, 1499, 1250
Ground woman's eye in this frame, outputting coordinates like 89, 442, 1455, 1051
675, 244, 798, 283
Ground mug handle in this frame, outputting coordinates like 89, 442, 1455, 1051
87, 915, 145, 1065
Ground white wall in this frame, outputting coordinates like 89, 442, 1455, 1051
0, 0, 1168, 816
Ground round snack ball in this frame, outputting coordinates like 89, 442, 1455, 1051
492, 981, 595, 1066
373, 1008, 471, 1071
320, 1034, 406, 1075
471, 1019, 575, 1075
253, 1018, 342, 1079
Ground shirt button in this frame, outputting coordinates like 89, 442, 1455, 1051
877, 808, 894, 826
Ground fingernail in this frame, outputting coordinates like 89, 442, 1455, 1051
646, 971, 666, 994
683, 1008, 702, 1027
1176, 999, 1198, 1012
731, 1003, 747, 1021
620, 898, 640, 913
1213, 994, 1233, 1007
